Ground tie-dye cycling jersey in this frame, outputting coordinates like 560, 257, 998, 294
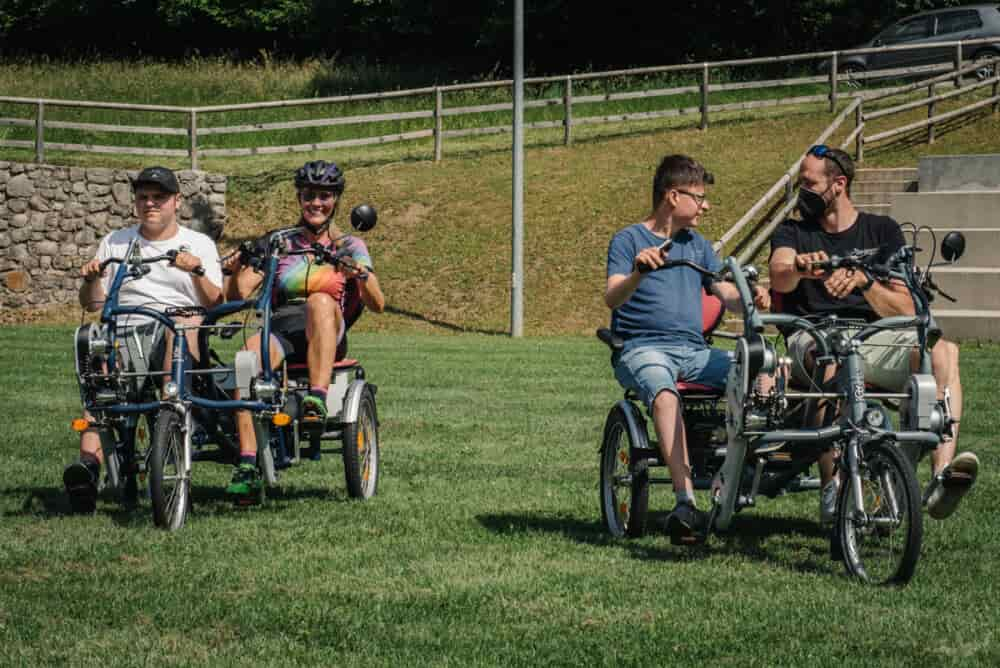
272, 230, 373, 309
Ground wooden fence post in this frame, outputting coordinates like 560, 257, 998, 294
855, 100, 864, 163
829, 52, 838, 113
700, 63, 709, 130
563, 76, 573, 146
927, 83, 936, 144
954, 43, 963, 88
189, 109, 198, 170
434, 87, 443, 162
35, 101, 44, 163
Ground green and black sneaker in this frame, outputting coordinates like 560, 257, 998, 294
301, 394, 328, 424
226, 462, 263, 506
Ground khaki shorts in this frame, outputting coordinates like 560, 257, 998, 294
786, 328, 918, 391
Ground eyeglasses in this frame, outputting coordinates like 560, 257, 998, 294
674, 189, 708, 206
299, 189, 337, 203
807, 145, 850, 180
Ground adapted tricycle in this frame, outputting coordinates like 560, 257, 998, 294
72, 206, 381, 530
598, 227, 966, 585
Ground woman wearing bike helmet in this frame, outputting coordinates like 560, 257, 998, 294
224, 159, 385, 503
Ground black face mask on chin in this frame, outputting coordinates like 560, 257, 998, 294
795, 186, 831, 222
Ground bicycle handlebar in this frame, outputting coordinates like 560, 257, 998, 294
98, 250, 206, 277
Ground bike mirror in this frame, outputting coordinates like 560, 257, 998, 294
940, 231, 966, 263
350, 204, 377, 232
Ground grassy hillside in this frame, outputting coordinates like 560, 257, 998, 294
223, 101, 1000, 336
4, 57, 1000, 334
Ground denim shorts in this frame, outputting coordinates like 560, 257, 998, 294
614, 343, 733, 412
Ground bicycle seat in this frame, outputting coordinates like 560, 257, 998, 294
676, 381, 723, 395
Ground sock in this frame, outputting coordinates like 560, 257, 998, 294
309, 386, 328, 402
676, 490, 695, 507
79, 454, 101, 476
239, 454, 256, 466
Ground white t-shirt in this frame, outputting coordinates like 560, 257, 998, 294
96, 224, 223, 322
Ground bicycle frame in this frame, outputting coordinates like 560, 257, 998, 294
713, 252, 945, 532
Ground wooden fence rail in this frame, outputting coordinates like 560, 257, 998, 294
718, 55, 1000, 267
2, 37, 998, 168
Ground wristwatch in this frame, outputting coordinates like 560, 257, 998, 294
859, 269, 875, 292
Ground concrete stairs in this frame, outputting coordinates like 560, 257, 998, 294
853, 167, 918, 216
889, 155, 1000, 341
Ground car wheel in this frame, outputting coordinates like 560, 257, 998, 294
973, 50, 999, 81
841, 64, 866, 90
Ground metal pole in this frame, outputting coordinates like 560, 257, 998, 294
511, 0, 524, 337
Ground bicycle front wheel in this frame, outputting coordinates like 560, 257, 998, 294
150, 410, 191, 531
837, 439, 922, 585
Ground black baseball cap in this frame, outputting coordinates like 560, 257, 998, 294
132, 166, 180, 194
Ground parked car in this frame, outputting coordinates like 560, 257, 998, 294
820, 4, 1000, 86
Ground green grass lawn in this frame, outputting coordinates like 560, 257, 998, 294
1, 327, 998, 666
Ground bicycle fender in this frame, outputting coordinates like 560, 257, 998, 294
614, 399, 652, 451
341, 380, 369, 424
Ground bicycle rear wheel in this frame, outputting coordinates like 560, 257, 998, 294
599, 405, 649, 538
837, 439, 922, 585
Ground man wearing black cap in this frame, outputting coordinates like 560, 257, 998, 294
65, 166, 223, 513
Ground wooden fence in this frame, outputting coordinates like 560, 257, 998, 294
716, 55, 1000, 266
1, 37, 998, 168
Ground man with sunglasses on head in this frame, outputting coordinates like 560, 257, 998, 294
65, 166, 223, 512
223, 159, 385, 504
769, 145, 978, 524
605, 154, 770, 544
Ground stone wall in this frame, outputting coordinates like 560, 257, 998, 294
0, 161, 227, 310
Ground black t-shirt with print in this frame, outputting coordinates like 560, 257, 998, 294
769, 212, 906, 323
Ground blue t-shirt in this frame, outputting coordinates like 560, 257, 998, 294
606, 224, 722, 351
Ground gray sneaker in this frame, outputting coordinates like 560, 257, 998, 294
927, 451, 979, 520
819, 479, 839, 525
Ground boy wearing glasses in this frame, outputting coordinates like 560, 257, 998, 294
605, 154, 769, 543
769, 146, 978, 523
66, 166, 223, 512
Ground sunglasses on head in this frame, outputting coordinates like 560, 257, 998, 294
807, 145, 850, 180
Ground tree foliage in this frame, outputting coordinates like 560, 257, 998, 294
0, 0, 977, 74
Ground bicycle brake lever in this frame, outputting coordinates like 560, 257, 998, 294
925, 274, 957, 302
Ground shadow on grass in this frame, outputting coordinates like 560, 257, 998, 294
864, 109, 991, 159
384, 305, 507, 335
6, 482, 355, 526
478, 510, 836, 574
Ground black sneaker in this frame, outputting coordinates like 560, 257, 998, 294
666, 502, 709, 546
64, 460, 100, 514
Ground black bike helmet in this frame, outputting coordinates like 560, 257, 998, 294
294, 159, 346, 193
